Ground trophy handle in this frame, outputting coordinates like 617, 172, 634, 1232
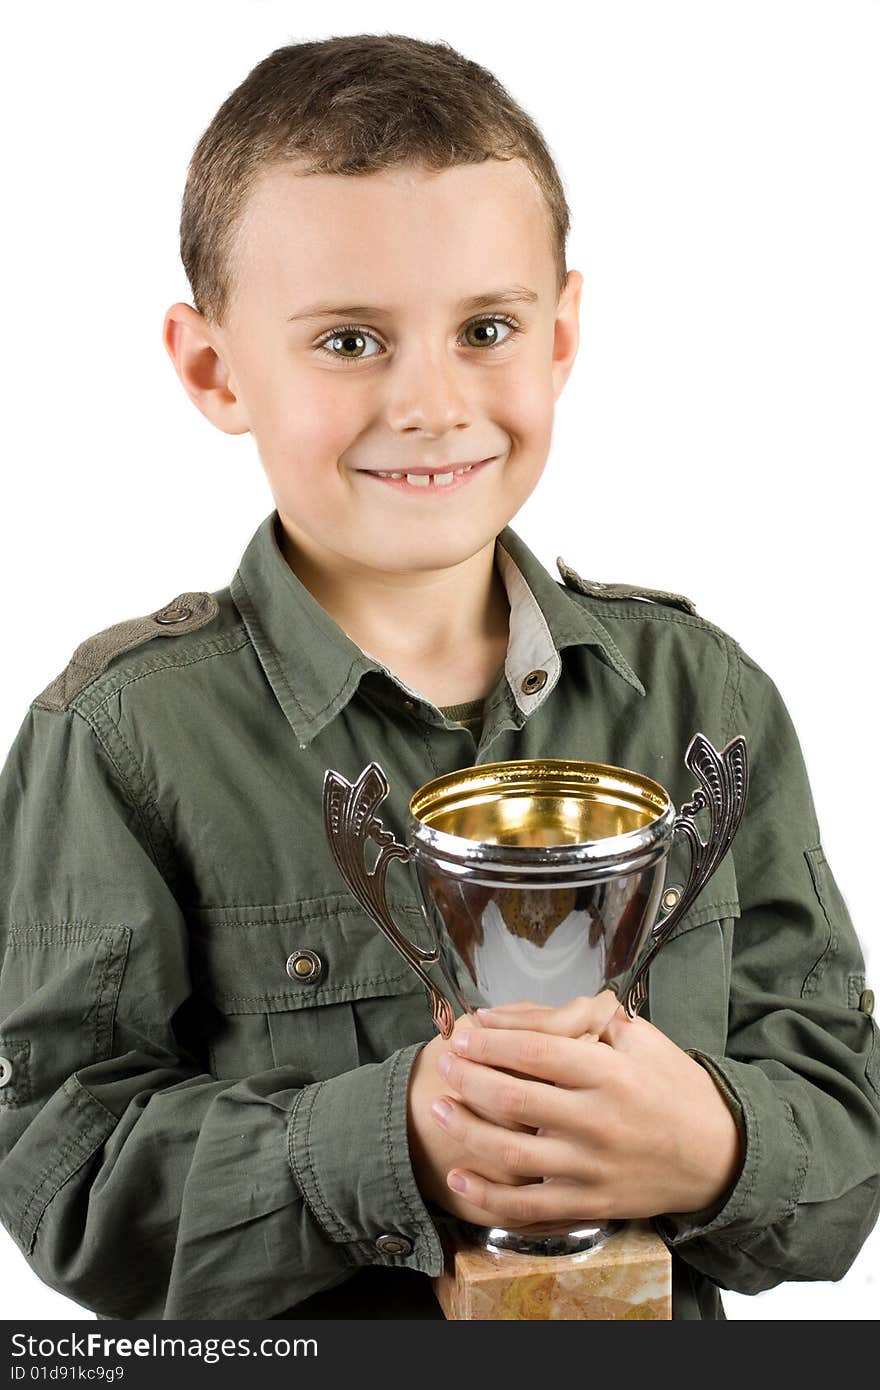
322, 762, 457, 1038
622, 732, 749, 1020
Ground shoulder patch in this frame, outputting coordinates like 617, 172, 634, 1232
33, 591, 220, 712
556, 557, 698, 616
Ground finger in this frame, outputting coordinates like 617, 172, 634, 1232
451, 1089, 536, 1134
476, 999, 545, 1016
442, 1021, 534, 1128
477, 991, 623, 1039
438, 1046, 596, 1127
444, 1170, 609, 1227
430, 1095, 567, 1177
447, 1023, 613, 1090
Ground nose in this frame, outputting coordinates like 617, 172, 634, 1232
384, 342, 472, 436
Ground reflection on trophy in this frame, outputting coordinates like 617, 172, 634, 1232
322, 733, 748, 1315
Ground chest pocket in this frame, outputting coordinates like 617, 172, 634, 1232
186, 894, 439, 1082
643, 846, 740, 1055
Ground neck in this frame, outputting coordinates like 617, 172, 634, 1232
276, 514, 511, 698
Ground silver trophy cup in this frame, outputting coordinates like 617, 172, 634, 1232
322, 732, 748, 1256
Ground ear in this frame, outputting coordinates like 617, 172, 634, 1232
551, 269, 584, 402
162, 302, 250, 436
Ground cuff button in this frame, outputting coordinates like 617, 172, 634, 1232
0, 1056, 13, 1088
859, 989, 874, 1016
374, 1234, 413, 1257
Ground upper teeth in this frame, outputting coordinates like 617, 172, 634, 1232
373, 465, 473, 486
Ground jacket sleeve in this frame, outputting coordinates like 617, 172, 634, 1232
651, 648, 880, 1292
0, 704, 445, 1319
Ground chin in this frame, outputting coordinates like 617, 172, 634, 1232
373, 525, 498, 569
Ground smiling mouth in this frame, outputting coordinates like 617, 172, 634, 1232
357, 457, 496, 492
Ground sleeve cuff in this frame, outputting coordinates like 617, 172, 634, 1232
653, 1051, 809, 1246
288, 1041, 444, 1277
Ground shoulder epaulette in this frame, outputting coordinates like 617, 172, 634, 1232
33, 591, 220, 712
556, 557, 698, 616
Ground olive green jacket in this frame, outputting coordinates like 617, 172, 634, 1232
1, 512, 877, 1321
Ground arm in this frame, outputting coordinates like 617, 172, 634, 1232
415, 651, 879, 1295
0, 705, 444, 1319
651, 650, 880, 1291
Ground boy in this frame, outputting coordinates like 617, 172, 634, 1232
0, 34, 877, 1322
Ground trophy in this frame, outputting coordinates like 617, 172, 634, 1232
322, 732, 748, 1270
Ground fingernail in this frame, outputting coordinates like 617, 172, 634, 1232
448, 1173, 469, 1193
438, 1053, 452, 1077
431, 1100, 452, 1124
450, 1032, 470, 1053
475, 1007, 496, 1017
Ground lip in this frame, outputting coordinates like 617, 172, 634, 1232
357, 456, 496, 495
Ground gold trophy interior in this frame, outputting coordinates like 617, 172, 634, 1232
411, 761, 666, 843
322, 735, 749, 1258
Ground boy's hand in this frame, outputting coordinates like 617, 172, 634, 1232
425, 992, 744, 1225
407, 1012, 540, 1226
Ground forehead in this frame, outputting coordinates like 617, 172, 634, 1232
230, 158, 555, 313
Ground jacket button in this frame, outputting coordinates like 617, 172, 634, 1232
286, 949, 324, 984
859, 989, 874, 1016
374, 1234, 413, 1256
521, 669, 548, 695
155, 606, 193, 625
0, 1055, 13, 1088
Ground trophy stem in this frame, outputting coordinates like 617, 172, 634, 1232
453, 1217, 625, 1257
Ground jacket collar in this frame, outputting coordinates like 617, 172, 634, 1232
230, 511, 645, 748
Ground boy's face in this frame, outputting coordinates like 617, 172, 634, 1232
164, 157, 582, 577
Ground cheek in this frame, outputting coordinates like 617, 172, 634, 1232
236, 342, 357, 452
490, 356, 555, 439
257, 379, 364, 485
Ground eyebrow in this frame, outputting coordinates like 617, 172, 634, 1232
286, 285, 540, 322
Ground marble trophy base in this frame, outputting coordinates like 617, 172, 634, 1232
432, 1218, 672, 1320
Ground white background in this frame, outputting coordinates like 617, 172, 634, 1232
1, 0, 877, 1321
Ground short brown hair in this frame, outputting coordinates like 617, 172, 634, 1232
179, 33, 571, 326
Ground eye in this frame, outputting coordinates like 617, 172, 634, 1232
460, 315, 520, 349
314, 314, 521, 364
314, 324, 384, 363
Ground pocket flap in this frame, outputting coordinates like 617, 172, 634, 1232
187, 894, 433, 1014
